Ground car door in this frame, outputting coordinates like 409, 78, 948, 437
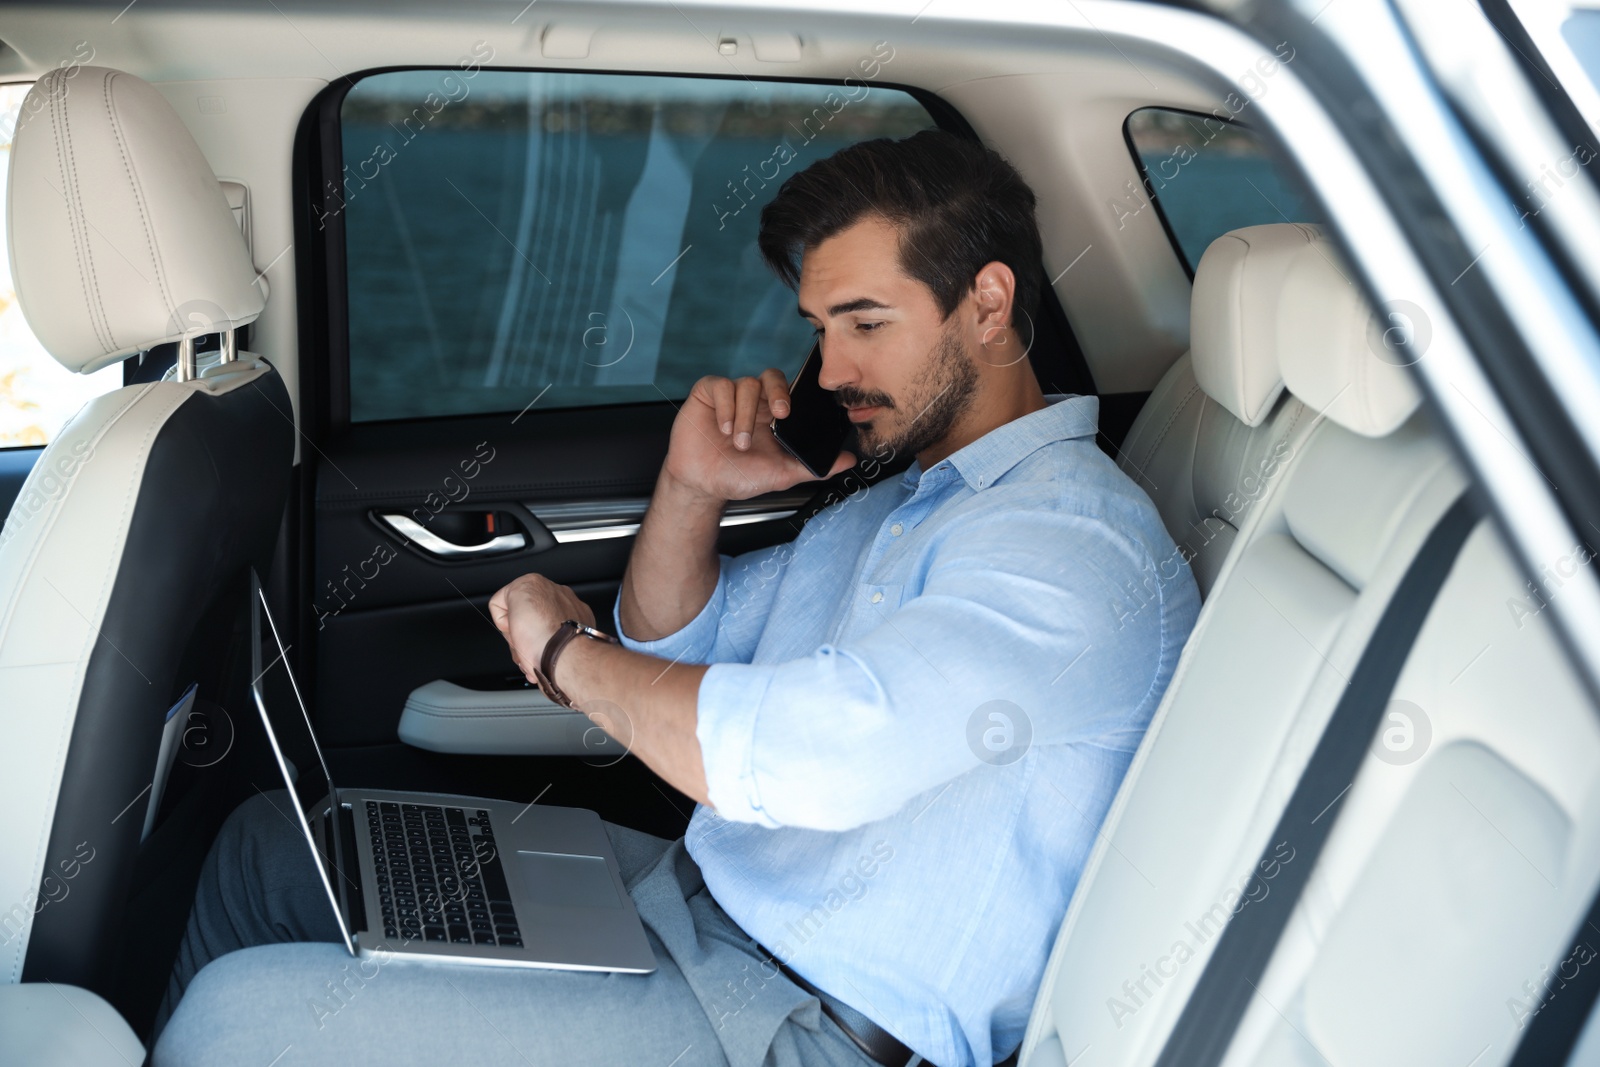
286, 61, 1098, 839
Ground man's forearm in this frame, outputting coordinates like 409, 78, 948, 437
617, 469, 726, 641
558, 636, 712, 806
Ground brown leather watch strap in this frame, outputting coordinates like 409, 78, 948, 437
535, 619, 618, 710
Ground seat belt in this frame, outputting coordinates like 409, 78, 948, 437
1508, 879, 1600, 1065
1153, 490, 1479, 1067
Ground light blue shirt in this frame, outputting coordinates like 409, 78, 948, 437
614, 394, 1200, 1067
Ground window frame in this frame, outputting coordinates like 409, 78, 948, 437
1120, 105, 1320, 280
295, 63, 1095, 437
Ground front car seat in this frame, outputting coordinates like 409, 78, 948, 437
0, 66, 293, 994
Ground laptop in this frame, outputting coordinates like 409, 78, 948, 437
246, 570, 657, 973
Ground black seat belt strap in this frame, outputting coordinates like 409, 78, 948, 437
1508, 874, 1600, 1064
1154, 490, 1479, 1067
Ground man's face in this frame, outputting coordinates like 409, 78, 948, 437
795, 214, 979, 464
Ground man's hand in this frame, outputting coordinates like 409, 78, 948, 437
663, 369, 855, 505
488, 574, 597, 690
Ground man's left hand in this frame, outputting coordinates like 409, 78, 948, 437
488, 574, 598, 688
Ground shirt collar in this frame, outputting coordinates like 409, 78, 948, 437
902, 393, 1099, 492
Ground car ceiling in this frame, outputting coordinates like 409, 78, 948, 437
0, 0, 1260, 422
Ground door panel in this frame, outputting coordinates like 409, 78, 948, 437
311, 400, 832, 748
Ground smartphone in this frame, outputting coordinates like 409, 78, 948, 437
772, 340, 851, 479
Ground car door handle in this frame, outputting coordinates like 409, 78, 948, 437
376, 513, 527, 558
528, 491, 814, 543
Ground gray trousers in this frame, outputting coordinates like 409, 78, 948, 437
152, 790, 882, 1067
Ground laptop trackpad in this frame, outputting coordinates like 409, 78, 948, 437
514, 851, 622, 909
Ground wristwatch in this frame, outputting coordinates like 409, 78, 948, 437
534, 619, 620, 710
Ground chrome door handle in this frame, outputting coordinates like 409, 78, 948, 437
377, 513, 527, 558
528, 491, 813, 543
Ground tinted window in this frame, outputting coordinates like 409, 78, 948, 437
1124, 107, 1320, 273
340, 62, 931, 423
1560, 10, 1600, 89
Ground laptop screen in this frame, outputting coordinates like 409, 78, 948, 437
248, 570, 358, 953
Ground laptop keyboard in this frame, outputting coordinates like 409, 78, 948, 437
367, 801, 523, 948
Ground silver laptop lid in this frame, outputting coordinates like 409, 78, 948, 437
248, 569, 358, 954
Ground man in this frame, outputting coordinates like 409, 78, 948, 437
155, 129, 1199, 1067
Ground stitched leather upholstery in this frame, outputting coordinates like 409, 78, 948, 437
1116, 225, 1316, 597
1020, 221, 1468, 1065
7, 66, 266, 373
1019, 225, 1600, 1067
0, 68, 292, 997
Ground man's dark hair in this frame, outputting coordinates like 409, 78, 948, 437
757, 128, 1043, 340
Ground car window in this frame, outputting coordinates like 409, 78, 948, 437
340, 63, 932, 423
1560, 7, 1600, 87
1, 81, 123, 449
1497, 1, 1600, 144
1123, 106, 1321, 274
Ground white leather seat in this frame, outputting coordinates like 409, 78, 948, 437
0, 67, 294, 997
0, 983, 144, 1066
1116, 223, 1320, 597
1219, 254, 1600, 1064
1015, 228, 1558, 1065
1223, 500, 1600, 1066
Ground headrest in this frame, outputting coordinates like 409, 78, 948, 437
7, 67, 266, 375
1189, 223, 1320, 428
1276, 233, 1422, 438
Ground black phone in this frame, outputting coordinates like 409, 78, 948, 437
772, 340, 851, 480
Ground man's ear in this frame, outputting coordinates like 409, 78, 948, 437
971, 262, 1022, 364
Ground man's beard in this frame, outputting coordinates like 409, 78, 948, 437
839, 321, 979, 465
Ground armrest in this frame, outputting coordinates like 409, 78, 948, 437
398, 679, 626, 756
0, 983, 144, 1067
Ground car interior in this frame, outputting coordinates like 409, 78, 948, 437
1, 1, 1598, 1066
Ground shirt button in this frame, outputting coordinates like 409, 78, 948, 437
890, 523, 903, 536
870, 591, 884, 603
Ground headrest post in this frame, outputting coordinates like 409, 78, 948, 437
220, 328, 238, 364
176, 336, 196, 383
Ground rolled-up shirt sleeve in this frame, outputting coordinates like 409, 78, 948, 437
612, 538, 795, 666
694, 493, 1172, 832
